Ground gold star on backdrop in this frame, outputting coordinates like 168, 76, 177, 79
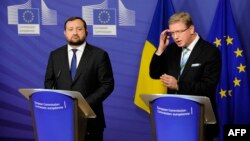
234, 48, 243, 57
228, 90, 232, 96
226, 35, 233, 45
219, 89, 227, 98
214, 37, 221, 47
237, 63, 246, 73
233, 77, 241, 87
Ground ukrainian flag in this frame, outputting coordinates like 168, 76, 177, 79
134, 0, 175, 113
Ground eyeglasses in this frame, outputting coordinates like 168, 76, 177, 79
169, 26, 190, 36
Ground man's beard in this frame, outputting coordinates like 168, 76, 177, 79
68, 38, 85, 46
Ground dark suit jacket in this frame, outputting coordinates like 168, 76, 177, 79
150, 37, 221, 97
44, 43, 114, 132
150, 37, 222, 138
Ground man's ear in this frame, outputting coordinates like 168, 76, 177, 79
190, 25, 195, 34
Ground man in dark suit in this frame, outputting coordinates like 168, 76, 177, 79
44, 17, 114, 141
149, 12, 221, 141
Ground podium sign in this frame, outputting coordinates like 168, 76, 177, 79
141, 94, 216, 141
19, 88, 96, 141
151, 97, 203, 141
31, 91, 75, 141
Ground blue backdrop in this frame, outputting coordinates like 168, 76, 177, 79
1, 0, 250, 141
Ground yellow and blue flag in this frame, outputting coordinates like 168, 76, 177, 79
207, 0, 250, 140
134, 0, 175, 112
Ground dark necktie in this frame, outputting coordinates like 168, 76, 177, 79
71, 49, 77, 80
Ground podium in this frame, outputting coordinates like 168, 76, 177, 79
140, 94, 216, 141
19, 88, 96, 141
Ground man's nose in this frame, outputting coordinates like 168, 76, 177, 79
73, 29, 78, 34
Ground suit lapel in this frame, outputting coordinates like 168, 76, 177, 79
73, 43, 92, 82
180, 39, 202, 78
61, 46, 73, 83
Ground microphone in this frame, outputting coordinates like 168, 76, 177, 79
52, 70, 61, 89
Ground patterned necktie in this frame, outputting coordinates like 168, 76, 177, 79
71, 49, 77, 80
180, 48, 189, 75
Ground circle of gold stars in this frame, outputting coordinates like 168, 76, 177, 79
98, 10, 110, 24
22, 10, 35, 23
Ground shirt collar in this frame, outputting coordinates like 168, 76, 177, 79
186, 34, 200, 51
67, 41, 86, 52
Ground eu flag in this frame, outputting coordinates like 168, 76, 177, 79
134, 0, 175, 112
93, 9, 116, 25
18, 9, 39, 24
207, 0, 250, 140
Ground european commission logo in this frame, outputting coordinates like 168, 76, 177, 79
7, 0, 57, 35
17, 9, 40, 35
93, 9, 116, 36
94, 9, 116, 25
82, 0, 136, 36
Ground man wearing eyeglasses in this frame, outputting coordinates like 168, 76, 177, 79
149, 12, 221, 141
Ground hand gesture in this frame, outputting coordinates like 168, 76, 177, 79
156, 29, 171, 55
